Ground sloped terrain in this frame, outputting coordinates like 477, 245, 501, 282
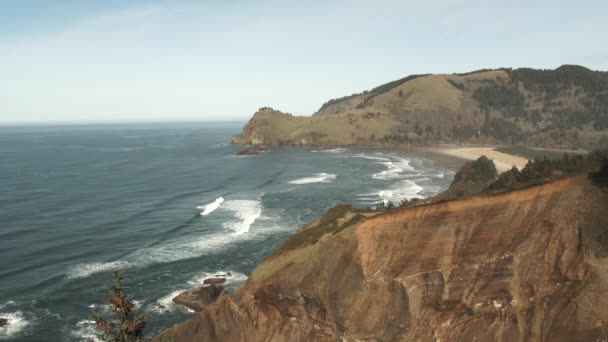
160, 176, 608, 341
232, 66, 608, 149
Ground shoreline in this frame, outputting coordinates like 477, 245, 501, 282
235, 143, 530, 173
416, 146, 529, 173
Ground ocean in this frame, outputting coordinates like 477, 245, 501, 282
0, 122, 454, 341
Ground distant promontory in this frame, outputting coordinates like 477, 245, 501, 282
232, 65, 608, 149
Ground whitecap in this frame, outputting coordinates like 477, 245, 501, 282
0, 302, 14, 310
66, 261, 130, 279
221, 200, 262, 234
197, 197, 224, 216
66, 198, 268, 278
372, 157, 415, 180
0, 311, 30, 340
377, 180, 424, 204
188, 271, 248, 289
320, 148, 347, 153
350, 153, 392, 162
155, 270, 247, 314
156, 290, 184, 312
288, 173, 336, 185
71, 320, 101, 342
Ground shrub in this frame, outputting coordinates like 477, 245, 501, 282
93, 271, 153, 342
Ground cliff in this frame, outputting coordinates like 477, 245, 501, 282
160, 176, 608, 341
232, 66, 608, 149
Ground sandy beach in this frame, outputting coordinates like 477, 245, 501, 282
416, 146, 529, 173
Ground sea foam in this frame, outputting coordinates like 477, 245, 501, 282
71, 320, 101, 342
288, 173, 336, 185
198, 197, 224, 216
221, 200, 262, 234
66, 261, 130, 279
372, 157, 414, 180
0, 311, 29, 340
67, 197, 266, 279
155, 270, 247, 313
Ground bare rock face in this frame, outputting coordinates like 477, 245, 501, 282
202, 277, 226, 286
235, 148, 265, 157
161, 176, 608, 341
172, 284, 226, 312
0, 318, 8, 328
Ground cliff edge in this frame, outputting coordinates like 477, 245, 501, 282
160, 176, 608, 341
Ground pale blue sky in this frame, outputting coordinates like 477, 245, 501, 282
1, 0, 607, 123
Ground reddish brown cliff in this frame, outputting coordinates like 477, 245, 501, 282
160, 176, 608, 341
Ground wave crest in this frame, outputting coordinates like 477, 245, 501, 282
0, 311, 30, 340
66, 261, 129, 279
222, 200, 262, 234
288, 173, 336, 185
198, 197, 224, 216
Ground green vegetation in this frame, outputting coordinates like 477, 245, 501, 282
452, 125, 478, 141
495, 146, 580, 160
481, 117, 525, 143
591, 158, 608, 188
318, 74, 428, 112
454, 68, 505, 76
467, 155, 497, 182
472, 82, 525, 116
508, 65, 608, 96
447, 79, 465, 90
488, 149, 608, 191
271, 205, 365, 256
93, 271, 154, 342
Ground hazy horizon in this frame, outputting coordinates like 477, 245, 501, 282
2, 0, 607, 124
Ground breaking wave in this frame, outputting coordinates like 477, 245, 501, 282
198, 197, 224, 216
0, 311, 30, 340
288, 173, 336, 185
66, 261, 130, 279
221, 200, 262, 234
66, 199, 264, 278
155, 271, 247, 313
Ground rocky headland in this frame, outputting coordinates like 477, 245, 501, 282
232, 66, 608, 150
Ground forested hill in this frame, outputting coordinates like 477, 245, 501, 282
233, 65, 608, 149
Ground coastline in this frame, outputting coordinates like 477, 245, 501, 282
414, 146, 529, 173
234, 143, 530, 173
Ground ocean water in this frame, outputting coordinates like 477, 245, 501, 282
0, 122, 454, 341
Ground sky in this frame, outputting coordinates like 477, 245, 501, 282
1, 0, 607, 124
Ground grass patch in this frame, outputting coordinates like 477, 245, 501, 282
271, 205, 365, 257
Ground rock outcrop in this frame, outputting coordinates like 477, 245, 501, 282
172, 285, 227, 312
437, 155, 498, 200
160, 176, 608, 341
235, 148, 265, 157
0, 318, 8, 328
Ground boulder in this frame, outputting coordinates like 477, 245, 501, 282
172, 284, 226, 311
203, 277, 226, 285
235, 148, 265, 156
0, 318, 8, 328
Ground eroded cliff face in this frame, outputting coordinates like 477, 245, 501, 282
161, 177, 608, 341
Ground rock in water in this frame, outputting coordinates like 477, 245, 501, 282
235, 148, 265, 156
0, 318, 8, 328
172, 284, 226, 312
203, 277, 226, 285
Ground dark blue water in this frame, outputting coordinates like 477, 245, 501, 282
0, 122, 453, 341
